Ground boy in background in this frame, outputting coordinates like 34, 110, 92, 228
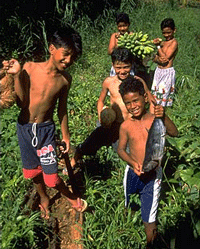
70, 47, 154, 168
3, 26, 87, 219
108, 12, 134, 76
118, 76, 178, 248
151, 18, 178, 107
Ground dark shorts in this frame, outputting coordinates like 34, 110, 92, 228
123, 166, 162, 223
78, 121, 121, 156
17, 121, 58, 175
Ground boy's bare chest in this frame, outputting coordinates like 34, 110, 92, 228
29, 72, 65, 97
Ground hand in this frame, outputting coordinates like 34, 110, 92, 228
154, 104, 164, 118
159, 56, 169, 64
153, 38, 162, 46
60, 139, 70, 154
133, 162, 144, 176
2, 59, 21, 75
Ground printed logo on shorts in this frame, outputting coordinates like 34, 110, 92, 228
37, 144, 56, 165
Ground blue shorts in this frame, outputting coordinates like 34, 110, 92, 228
17, 121, 58, 174
123, 165, 162, 223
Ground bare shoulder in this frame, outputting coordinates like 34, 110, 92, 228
121, 118, 134, 130
23, 61, 37, 73
102, 75, 113, 87
61, 71, 72, 86
110, 32, 118, 38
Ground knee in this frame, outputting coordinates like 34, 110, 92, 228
43, 173, 61, 188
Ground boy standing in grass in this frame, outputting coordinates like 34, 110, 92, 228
3, 26, 87, 219
108, 12, 134, 76
118, 76, 178, 248
70, 47, 154, 168
151, 18, 178, 107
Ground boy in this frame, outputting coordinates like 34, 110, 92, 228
117, 76, 178, 248
3, 26, 87, 219
70, 47, 155, 168
108, 12, 134, 76
151, 18, 178, 107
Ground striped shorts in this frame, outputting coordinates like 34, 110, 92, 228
123, 165, 162, 223
151, 67, 175, 107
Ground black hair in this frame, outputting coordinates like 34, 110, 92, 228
111, 47, 133, 64
119, 75, 145, 98
116, 12, 130, 24
161, 18, 175, 30
49, 26, 82, 60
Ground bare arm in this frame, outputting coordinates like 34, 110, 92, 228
117, 123, 143, 176
108, 33, 118, 55
154, 104, 178, 137
153, 39, 178, 65
134, 75, 155, 107
97, 79, 109, 121
58, 84, 71, 152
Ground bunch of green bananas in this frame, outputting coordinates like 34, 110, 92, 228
117, 31, 155, 60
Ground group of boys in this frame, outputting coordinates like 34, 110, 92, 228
2, 13, 178, 248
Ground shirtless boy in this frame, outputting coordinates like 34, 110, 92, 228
3, 27, 87, 219
151, 18, 178, 107
108, 12, 134, 76
117, 76, 178, 248
70, 47, 155, 168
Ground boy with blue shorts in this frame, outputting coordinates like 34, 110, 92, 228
3, 26, 87, 219
70, 47, 155, 168
118, 76, 178, 248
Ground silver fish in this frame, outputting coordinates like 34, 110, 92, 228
142, 118, 166, 173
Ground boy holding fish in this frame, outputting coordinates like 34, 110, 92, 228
70, 47, 155, 169
117, 76, 178, 248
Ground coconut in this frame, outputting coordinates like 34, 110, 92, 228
100, 106, 116, 128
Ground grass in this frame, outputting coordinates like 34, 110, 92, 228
1, 1, 200, 248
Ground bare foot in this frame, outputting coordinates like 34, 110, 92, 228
69, 198, 88, 213
39, 196, 50, 219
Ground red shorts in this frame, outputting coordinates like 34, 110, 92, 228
23, 166, 61, 188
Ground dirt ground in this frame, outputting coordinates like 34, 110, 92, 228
25, 158, 85, 249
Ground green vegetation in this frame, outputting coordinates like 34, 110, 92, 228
1, 0, 200, 248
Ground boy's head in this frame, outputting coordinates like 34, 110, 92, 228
119, 76, 147, 118
111, 47, 133, 80
161, 18, 176, 41
49, 26, 82, 71
161, 18, 175, 30
116, 12, 130, 35
49, 26, 82, 60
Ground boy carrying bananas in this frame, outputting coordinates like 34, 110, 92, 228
151, 18, 178, 107
69, 47, 155, 170
108, 12, 134, 76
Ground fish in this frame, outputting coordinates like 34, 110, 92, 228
142, 118, 166, 173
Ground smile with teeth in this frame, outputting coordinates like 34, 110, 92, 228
131, 108, 140, 114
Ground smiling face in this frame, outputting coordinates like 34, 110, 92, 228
113, 61, 132, 81
162, 27, 176, 41
122, 91, 147, 119
50, 45, 75, 71
117, 22, 130, 35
